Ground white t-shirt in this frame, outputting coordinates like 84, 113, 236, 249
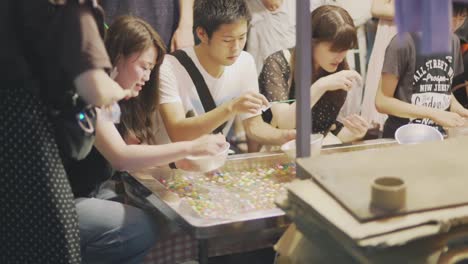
155, 47, 260, 143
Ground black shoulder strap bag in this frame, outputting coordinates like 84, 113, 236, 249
18, 0, 101, 161
48, 0, 103, 161
172, 50, 227, 134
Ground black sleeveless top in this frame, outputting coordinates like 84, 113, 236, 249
259, 49, 346, 135
65, 147, 115, 198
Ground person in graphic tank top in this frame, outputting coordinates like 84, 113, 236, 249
376, 3, 468, 138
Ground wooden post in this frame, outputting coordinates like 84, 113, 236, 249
295, 0, 312, 161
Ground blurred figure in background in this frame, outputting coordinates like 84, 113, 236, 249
101, 0, 195, 51
246, 0, 296, 74
361, 0, 397, 132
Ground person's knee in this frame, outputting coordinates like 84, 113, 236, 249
76, 198, 157, 263
122, 208, 158, 253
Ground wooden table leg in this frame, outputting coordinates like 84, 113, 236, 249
198, 239, 209, 264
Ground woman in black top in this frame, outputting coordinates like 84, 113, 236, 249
66, 16, 226, 263
259, 5, 369, 143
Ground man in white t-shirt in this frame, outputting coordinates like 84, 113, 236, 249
157, 0, 295, 147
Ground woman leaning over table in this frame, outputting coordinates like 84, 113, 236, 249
259, 5, 370, 144
65, 16, 226, 264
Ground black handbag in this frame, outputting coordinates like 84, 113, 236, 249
46, 0, 104, 161
11, 0, 100, 161
45, 0, 101, 161
50, 91, 97, 161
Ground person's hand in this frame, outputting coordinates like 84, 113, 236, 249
315, 70, 362, 92
75, 69, 132, 107
175, 159, 198, 172
228, 91, 270, 115
280, 129, 296, 144
455, 108, 468, 119
170, 26, 195, 52
430, 109, 465, 127
343, 114, 369, 139
337, 115, 369, 143
188, 134, 227, 156
105, 78, 134, 102
261, 0, 284, 11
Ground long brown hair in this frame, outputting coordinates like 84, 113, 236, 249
290, 5, 357, 87
105, 16, 166, 145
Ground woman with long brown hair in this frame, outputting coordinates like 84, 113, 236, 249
259, 5, 369, 143
66, 16, 226, 263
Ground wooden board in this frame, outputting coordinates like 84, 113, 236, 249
297, 136, 468, 222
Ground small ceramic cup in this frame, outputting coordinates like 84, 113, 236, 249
371, 176, 406, 211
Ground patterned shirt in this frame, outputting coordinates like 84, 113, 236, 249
259, 49, 347, 135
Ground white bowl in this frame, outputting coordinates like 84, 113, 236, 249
184, 142, 230, 172
395, 124, 443, 144
281, 134, 324, 160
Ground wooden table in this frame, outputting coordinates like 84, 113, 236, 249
278, 137, 468, 263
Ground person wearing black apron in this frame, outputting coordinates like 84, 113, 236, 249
0, 0, 127, 263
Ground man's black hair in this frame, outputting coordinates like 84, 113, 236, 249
453, 2, 468, 17
193, 0, 252, 39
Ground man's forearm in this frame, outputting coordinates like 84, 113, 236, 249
75, 69, 125, 107
376, 88, 435, 120
274, 82, 327, 128
378, 96, 436, 119
243, 116, 293, 146
162, 102, 235, 141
